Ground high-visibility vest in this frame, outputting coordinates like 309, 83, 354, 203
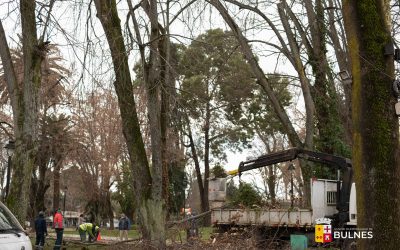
53, 212, 63, 229
79, 223, 99, 237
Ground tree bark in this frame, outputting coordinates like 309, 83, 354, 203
277, 2, 315, 149
267, 166, 276, 203
52, 157, 61, 211
0, 21, 19, 126
94, 0, 166, 247
186, 118, 207, 213
203, 101, 211, 224
304, 0, 349, 156
342, 1, 400, 249
326, 0, 353, 146
0, 0, 43, 223
106, 190, 114, 230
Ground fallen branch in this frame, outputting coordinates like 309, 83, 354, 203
167, 210, 212, 227
64, 238, 141, 246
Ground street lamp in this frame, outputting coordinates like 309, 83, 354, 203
4, 140, 15, 200
338, 70, 352, 85
288, 163, 295, 209
63, 185, 68, 215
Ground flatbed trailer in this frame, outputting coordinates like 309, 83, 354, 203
209, 178, 343, 229
211, 208, 314, 228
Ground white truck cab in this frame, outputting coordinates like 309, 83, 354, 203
348, 183, 357, 226
311, 179, 357, 226
0, 201, 32, 250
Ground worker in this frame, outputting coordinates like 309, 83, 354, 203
77, 214, 85, 229
52, 208, 64, 250
186, 212, 199, 240
34, 211, 48, 249
78, 223, 100, 242
118, 213, 129, 241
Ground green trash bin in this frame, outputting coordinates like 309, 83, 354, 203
290, 234, 308, 250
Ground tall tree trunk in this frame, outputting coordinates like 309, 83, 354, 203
277, 1, 315, 150
343, 1, 400, 249
94, 1, 166, 247
267, 166, 276, 203
304, 0, 349, 156
52, 158, 61, 211
326, 0, 353, 146
0, 0, 43, 223
140, 0, 166, 246
106, 190, 114, 230
203, 102, 211, 224
31, 157, 50, 219
186, 119, 207, 213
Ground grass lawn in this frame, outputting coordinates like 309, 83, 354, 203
30, 237, 103, 250
63, 228, 140, 239
199, 227, 213, 240
62, 226, 212, 240
31, 226, 214, 249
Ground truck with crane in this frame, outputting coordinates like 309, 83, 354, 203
209, 148, 357, 234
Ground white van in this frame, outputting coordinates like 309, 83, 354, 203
0, 202, 32, 250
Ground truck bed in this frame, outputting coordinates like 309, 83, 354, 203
211, 208, 313, 228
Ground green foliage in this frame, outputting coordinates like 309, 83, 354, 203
168, 165, 188, 214
211, 163, 227, 178
178, 29, 256, 160
113, 162, 135, 220
228, 182, 262, 207
226, 180, 238, 201
226, 75, 292, 142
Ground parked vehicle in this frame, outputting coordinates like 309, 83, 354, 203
0, 201, 32, 250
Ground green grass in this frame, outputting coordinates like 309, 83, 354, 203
166, 227, 214, 243
199, 227, 213, 240
31, 227, 214, 249
30, 237, 101, 250
63, 228, 139, 239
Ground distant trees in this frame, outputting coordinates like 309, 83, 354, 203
179, 28, 254, 218
71, 90, 124, 229
114, 161, 135, 223
211, 164, 228, 178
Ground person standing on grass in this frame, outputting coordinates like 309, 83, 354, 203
34, 211, 47, 250
76, 213, 84, 230
52, 208, 64, 250
118, 213, 129, 241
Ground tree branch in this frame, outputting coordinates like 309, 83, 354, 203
0, 20, 19, 124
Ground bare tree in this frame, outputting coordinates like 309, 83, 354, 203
72, 90, 124, 229
0, 0, 51, 222
94, 0, 168, 247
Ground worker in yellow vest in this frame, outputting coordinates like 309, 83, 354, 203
78, 223, 100, 242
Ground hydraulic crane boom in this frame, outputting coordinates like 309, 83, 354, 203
232, 148, 353, 224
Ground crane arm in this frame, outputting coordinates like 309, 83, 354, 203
238, 148, 351, 174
